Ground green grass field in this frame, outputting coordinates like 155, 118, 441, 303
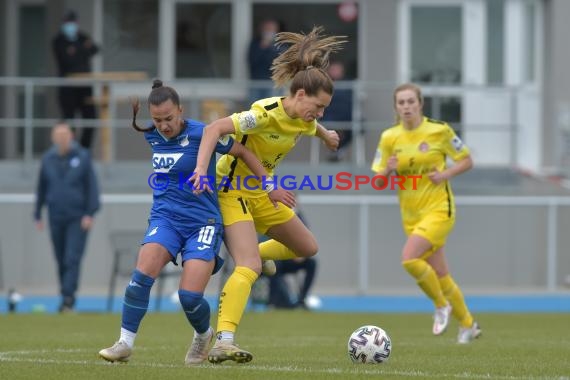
0, 311, 568, 380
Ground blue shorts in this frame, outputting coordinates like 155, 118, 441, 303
142, 218, 224, 274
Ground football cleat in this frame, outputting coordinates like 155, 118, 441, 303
457, 321, 482, 344
432, 304, 452, 335
208, 342, 253, 364
99, 341, 132, 363
185, 327, 214, 365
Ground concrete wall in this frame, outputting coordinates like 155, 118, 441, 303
1, 194, 569, 297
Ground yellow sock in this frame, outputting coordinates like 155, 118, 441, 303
439, 274, 473, 327
402, 259, 447, 308
258, 239, 297, 261
217, 266, 258, 333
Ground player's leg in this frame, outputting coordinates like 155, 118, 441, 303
261, 213, 318, 259
401, 234, 451, 335
179, 258, 215, 365
99, 243, 170, 362
100, 223, 180, 362
209, 221, 258, 363
180, 223, 222, 365
428, 248, 481, 343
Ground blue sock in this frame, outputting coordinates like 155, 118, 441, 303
178, 289, 210, 334
121, 269, 154, 333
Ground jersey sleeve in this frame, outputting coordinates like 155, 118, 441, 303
370, 130, 392, 173
441, 124, 470, 161
230, 102, 271, 135
214, 135, 235, 155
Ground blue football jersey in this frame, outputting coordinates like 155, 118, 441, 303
145, 119, 234, 224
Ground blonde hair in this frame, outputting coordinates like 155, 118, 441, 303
271, 26, 346, 96
393, 83, 423, 123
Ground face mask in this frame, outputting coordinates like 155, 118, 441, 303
61, 22, 78, 40
262, 31, 276, 42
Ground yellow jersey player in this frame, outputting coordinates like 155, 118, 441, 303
371, 83, 482, 344
190, 26, 345, 363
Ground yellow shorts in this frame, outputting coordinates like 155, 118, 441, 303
403, 211, 455, 258
218, 191, 295, 234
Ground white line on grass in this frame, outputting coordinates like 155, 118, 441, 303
0, 350, 567, 380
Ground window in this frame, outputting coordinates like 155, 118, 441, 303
103, 0, 159, 76
175, 3, 232, 78
252, 2, 358, 79
410, 6, 462, 84
486, 0, 504, 84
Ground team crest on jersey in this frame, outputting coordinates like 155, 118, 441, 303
237, 111, 257, 132
418, 142, 429, 152
152, 153, 183, 173
178, 134, 189, 147
451, 136, 464, 151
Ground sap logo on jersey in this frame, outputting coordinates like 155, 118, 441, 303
152, 153, 183, 173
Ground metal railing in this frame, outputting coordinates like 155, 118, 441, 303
0, 76, 522, 168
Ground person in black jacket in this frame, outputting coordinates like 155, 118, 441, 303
34, 122, 100, 312
247, 19, 283, 105
52, 10, 99, 149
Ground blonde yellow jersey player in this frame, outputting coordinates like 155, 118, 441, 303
190, 26, 345, 363
371, 83, 482, 344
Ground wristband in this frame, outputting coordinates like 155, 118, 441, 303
263, 177, 275, 193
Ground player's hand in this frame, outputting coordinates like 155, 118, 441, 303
81, 216, 94, 230
428, 168, 447, 185
35, 220, 44, 231
188, 168, 213, 195
323, 129, 340, 151
386, 155, 398, 171
268, 188, 296, 209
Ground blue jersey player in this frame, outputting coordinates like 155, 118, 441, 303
99, 80, 272, 365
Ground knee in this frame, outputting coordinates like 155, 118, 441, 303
296, 240, 319, 258
402, 258, 426, 277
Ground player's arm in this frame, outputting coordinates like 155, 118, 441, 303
371, 132, 397, 185
428, 155, 473, 185
190, 117, 235, 192
316, 122, 339, 151
429, 125, 473, 185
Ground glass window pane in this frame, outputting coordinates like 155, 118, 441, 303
524, 1, 535, 82
252, 3, 358, 79
411, 7, 462, 84
424, 96, 462, 137
175, 3, 231, 78
103, 0, 158, 76
486, 0, 504, 84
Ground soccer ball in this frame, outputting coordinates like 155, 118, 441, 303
347, 325, 391, 364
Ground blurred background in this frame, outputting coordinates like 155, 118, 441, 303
1, 0, 570, 312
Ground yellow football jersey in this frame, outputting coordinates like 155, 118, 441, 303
371, 117, 470, 220
217, 97, 317, 196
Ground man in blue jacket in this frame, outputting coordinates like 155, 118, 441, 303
34, 122, 100, 312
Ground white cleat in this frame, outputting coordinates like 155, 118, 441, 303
185, 327, 214, 365
457, 321, 482, 344
432, 304, 452, 335
99, 341, 132, 363
261, 260, 277, 276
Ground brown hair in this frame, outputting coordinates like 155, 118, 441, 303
271, 26, 346, 97
393, 83, 423, 123
131, 79, 181, 132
